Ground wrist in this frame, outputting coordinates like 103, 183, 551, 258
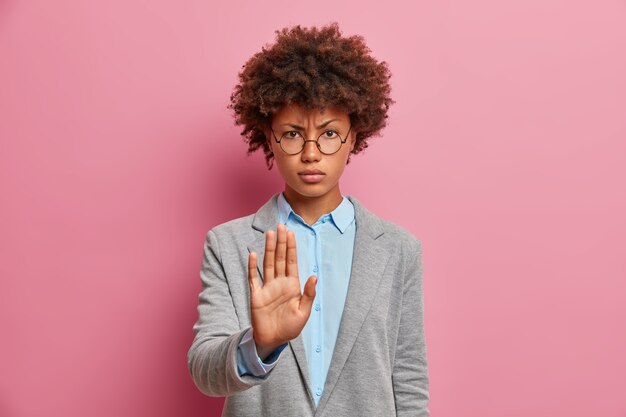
252, 331, 285, 362
255, 341, 285, 362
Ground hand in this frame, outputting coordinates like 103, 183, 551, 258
247, 224, 317, 361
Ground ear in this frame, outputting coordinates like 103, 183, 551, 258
349, 130, 357, 152
263, 127, 273, 152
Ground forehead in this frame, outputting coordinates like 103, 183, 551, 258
272, 103, 348, 124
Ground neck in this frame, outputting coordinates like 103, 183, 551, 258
283, 185, 343, 226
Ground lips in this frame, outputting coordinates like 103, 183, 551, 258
298, 169, 326, 184
298, 169, 325, 175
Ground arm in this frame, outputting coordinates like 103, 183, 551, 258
188, 225, 316, 397
392, 239, 430, 416
187, 229, 267, 397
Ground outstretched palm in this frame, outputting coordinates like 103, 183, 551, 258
248, 224, 317, 360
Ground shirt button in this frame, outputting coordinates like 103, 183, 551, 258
315, 345, 321, 353
310, 230, 315, 236
316, 388, 322, 396
314, 303, 320, 311
312, 265, 318, 273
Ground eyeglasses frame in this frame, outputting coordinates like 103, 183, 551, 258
270, 125, 353, 155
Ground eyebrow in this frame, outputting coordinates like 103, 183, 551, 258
280, 119, 340, 130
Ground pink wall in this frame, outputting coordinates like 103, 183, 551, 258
1, 0, 625, 416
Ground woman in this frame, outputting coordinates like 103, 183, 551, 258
188, 23, 430, 416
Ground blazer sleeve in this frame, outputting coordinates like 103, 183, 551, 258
187, 229, 272, 396
392, 239, 430, 416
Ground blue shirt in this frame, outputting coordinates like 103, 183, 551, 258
236, 192, 356, 406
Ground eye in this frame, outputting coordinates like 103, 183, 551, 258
284, 130, 302, 139
323, 130, 339, 138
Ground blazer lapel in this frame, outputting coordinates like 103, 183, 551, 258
246, 193, 315, 405
315, 195, 390, 414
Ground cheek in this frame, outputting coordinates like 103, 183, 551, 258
274, 156, 295, 178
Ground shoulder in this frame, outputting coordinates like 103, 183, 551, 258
211, 213, 255, 234
377, 216, 422, 260
200, 193, 280, 258
203, 212, 256, 248
354, 204, 424, 285
349, 195, 421, 255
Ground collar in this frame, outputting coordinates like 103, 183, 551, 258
251, 193, 384, 240
277, 191, 355, 234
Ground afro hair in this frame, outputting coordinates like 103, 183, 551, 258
228, 22, 394, 170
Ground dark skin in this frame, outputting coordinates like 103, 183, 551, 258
248, 103, 356, 360
247, 225, 316, 360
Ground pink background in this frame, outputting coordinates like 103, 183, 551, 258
1, 0, 625, 416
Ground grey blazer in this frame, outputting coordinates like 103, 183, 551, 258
188, 193, 430, 416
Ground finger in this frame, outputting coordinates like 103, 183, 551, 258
299, 275, 317, 315
263, 230, 276, 282
286, 229, 299, 279
248, 251, 260, 292
275, 224, 287, 278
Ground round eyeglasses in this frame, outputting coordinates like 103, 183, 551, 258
270, 125, 352, 155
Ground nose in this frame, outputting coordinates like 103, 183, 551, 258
301, 139, 321, 162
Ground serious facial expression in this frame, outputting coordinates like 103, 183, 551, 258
265, 103, 356, 200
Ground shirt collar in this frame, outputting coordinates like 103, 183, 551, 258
277, 192, 355, 234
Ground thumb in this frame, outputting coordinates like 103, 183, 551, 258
299, 275, 317, 314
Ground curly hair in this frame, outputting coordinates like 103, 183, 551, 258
228, 22, 394, 170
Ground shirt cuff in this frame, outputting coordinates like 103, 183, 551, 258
236, 327, 288, 377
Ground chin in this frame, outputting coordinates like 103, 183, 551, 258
292, 188, 328, 198
288, 183, 332, 198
